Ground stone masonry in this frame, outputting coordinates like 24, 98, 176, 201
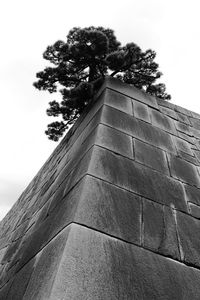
1, 77, 200, 298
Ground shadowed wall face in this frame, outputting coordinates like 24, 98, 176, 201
1, 77, 200, 299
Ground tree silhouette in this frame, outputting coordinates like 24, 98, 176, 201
34, 26, 171, 141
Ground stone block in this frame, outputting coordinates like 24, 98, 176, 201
190, 117, 200, 130
8, 178, 84, 273
184, 184, 200, 206
160, 106, 178, 120
143, 201, 180, 259
157, 97, 176, 110
160, 206, 180, 259
175, 105, 193, 117
177, 130, 195, 144
101, 104, 136, 136
101, 105, 177, 154
49, 223, 200, 300
105, 76, 159, 109
23, 226, 71, 300
103, 88, 133, 115
176, 211, 200, 267
189, 202, 200, 219
177, 112, 191, 125
150, 108, 177, 135
133, 100, 151, 123
0, 279, 14, 300
173, 136, 194, 156
168, 154, 200, 187
178, 151, 199, 165
134, 139, 169, 175
175, 121, 193, 136
191, 111, 200, 120
143, 200, 164, 251
191, 127, 200, 140
1, 238, 22, 265
88, 146, 187, 212
95, 124, 133, 158
6, 258, 35, 300
193, 149, 200, 162
75, 175, 141, 244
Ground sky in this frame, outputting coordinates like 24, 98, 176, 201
0, 0, 200, 220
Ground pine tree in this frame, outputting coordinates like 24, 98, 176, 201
34, 26, 171, 141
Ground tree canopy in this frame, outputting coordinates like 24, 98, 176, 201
34, 26, 171, 141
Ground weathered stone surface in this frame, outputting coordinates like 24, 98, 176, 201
177, 130, 195, 144
143, 200, 180, 259
175, 121, 193, 136
178, 151, 199, 165
6, 259, 35, 300
168, 154, 200, 187
189, 202, 200, 219
160, 106, 178, 120
2, 76, 200, 298
191, 127, 200, 140
190, 117, 200, 130
176, 211, 200, 267
150, 108, 177, 135
184, 184, 200, 206
49, 224, 200, 300
157, 97, 176, 110
75, 175, 141, 244
0, 279, 14, 300
191, 111, 200, 120
134, 139, 169, 175
102, 105, 177, 154
105, 76, 159, 109
193, 149, 200, 162
22, 226, 71, 300
143, 200, 164, 251
133, 100, 151, 123
173, 136, 194, 156
160, 206, 180, 259
88, 145, 187, 211
177, 112, 191, 125
175, 105, 193, 117
95, 124, 133, 158
103, 88, 133, 115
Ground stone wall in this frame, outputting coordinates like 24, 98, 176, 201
1, 77, 200, 299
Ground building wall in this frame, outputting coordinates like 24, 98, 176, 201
1, 77, 200, 299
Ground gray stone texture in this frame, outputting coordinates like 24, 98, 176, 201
1, 77, 200, 298
168, 154, 200, 187
133, 100, 151, 123
134, 139, 169, 175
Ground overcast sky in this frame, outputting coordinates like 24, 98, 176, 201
0, 0, 200, 220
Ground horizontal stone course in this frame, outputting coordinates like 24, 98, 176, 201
105, 76, 159, 109
34, 224, 200, 299
88, 145, 187, 212
101, 105, 177, 154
